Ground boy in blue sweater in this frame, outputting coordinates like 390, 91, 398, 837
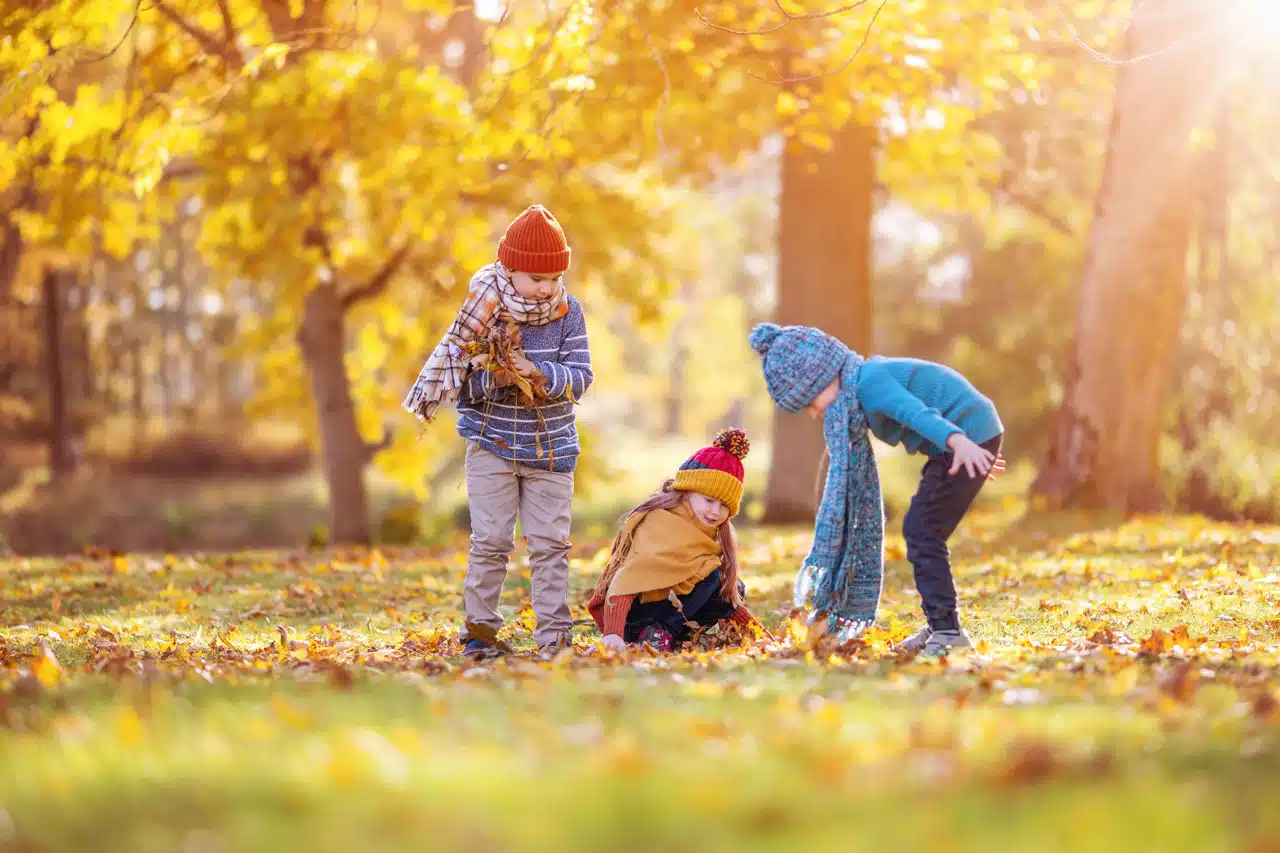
750, 323, 1003, 655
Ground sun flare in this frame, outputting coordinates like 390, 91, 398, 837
1241, 0, 1280, 43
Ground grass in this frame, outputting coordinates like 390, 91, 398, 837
1, 509, 1279, 852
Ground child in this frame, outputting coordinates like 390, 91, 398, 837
403, 205, 592, 660
749, 323, 1004, 656
587, 429, 761, 652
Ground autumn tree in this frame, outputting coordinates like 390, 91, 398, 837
1033, 0, 1276, 512
693, 1, 1054, 520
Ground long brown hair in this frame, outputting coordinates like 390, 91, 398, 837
604, 479, 742, 607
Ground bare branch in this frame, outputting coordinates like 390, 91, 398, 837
152, 0, 245, 70
986, 182, 1075, 238
642, 25, 671, 159
1046, 0, 1235, 67
363, 427, 393, 461
694, 7, 790, 37
695, 0, 869, 37
215, 0, 238, 50
749, 0, 886, 83
340, 244, 411, 310
79, 0, 144, 62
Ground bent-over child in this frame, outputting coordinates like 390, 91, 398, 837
749, 323, 1004, 656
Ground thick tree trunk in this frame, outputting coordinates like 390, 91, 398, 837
297, 285, 373, 545
1034, 0, 1206, 513
763, 122, 875, 523
0, 216, 22, 302
41, 268, 74, 480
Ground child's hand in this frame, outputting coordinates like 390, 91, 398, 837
946, 433, 997, 479
511, 353, 538, 376
601, 634, 627, 653
988, 452, 1006, 481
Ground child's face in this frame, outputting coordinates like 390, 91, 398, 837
805, 379, 841, 419
685, 492, 729, 529
510, 270, 563, 301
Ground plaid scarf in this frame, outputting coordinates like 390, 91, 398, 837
793, 350, 885, 641
402, 262, 568, 422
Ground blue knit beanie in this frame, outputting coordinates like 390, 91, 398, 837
749, 323, 848, 413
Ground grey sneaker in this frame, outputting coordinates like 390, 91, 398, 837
922, 629, 973, 656
537, 634, 573, 661
895, 626, 932, 653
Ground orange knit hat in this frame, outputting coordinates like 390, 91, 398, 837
497, 205, 572, 275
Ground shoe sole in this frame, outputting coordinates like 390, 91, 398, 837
894, 633, 933, 654
921, 644, 973, 657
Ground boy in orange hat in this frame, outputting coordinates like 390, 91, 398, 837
404, 205, 592, 660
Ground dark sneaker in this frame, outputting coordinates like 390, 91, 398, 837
462, 638, 503, 661
637, 625, 674, 652
895, 626, 932, 653
922, 629, 973, 657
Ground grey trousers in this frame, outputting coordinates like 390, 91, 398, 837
462, 442, 574, 648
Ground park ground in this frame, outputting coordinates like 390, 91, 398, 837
1, 504, 1279, 853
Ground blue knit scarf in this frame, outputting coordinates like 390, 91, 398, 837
793, 350, 885, 640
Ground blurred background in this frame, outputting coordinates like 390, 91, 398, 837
1, 0, 1277, 555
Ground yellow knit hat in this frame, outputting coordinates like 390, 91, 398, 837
671, 429, 750, 517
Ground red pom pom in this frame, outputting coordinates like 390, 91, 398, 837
713, 428, 750, 460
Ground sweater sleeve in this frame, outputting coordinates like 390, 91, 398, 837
462, 367, 493, 402
857, 359, 961, 453
534, 299, 593, 403
601, 594, 634, 638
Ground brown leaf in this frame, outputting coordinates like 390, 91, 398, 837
995, 738, 1060, 789
1169, 623, 1207, 650
1251, 690, 1280, 723
328, 664, 355, 690
1088, 626, 1134, 646
1139, 629, 1174, 656
1160, 661, 1200, 704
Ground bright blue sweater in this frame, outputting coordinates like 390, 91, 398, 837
854, 356, 1002, 456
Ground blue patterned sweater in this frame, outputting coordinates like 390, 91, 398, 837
856, 356, 1003, 456
456, 295, 592, 473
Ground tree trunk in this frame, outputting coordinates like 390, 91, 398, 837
130, 269, 146, 451
0, 215, 22, 303
297, 284, 373, 544
662, 281, 693, 437
1033, 0, 1206, 513
41, 268, 74, 480
763, 122, 875, 523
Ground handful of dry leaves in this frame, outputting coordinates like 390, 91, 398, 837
460, 318, 551, 409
